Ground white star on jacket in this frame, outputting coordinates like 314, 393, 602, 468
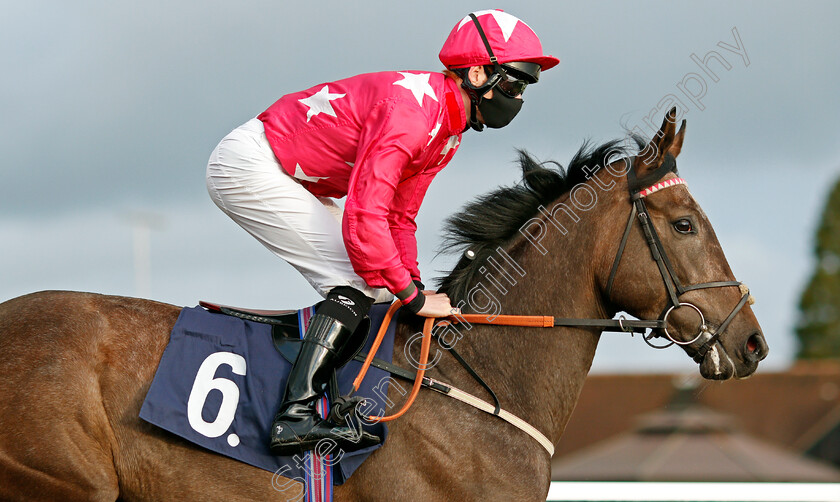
299, 85, 346, 122
427, 122, 442, 146
438, 135, 460, 164
393, 72, 438, 107
294, 163, 328, 183
457, 10, 526, 42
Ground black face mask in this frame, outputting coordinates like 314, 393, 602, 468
477, 91, 523, 129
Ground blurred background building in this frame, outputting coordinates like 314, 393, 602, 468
551, 362, 840, 482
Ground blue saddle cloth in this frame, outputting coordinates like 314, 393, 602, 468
139, 302, 399, 485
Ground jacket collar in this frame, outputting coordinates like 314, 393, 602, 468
443, 76, 468, 136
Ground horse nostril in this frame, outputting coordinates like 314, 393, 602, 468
745, 332, 768, 362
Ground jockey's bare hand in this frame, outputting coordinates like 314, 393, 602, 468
416, 293, 461, 318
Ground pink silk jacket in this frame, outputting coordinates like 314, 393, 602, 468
259, 71, 467, 295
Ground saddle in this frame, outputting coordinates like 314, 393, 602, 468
199, 300, 368, 364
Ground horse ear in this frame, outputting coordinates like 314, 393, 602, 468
636, 107, 680, 174
667, 119, 687, 159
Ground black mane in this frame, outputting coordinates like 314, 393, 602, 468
437, 136, 646, 302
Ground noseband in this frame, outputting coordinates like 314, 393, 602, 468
604, 156, 754, 362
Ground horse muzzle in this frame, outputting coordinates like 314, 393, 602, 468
692, 327, 767, 380
655, 298, 767, 381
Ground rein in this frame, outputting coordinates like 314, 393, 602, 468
347, 155, 754, 456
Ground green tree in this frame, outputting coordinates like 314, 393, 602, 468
797, 177, 840, 359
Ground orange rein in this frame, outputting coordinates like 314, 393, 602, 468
351, 303, 554, 422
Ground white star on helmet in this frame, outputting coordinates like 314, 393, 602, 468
457, 9, 529, 42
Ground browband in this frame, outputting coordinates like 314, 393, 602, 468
638, 177, 687, 198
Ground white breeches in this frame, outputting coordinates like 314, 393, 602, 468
205, 118, 392, 303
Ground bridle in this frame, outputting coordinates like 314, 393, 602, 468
602, 155, 754, 362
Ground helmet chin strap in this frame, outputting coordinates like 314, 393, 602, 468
453, 68, 489, 132
466, 99, 483, 132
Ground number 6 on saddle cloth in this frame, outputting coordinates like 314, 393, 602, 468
139, 301, 400, 485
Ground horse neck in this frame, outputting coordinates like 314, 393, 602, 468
447, 186, 621, 447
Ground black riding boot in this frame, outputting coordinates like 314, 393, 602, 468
269, 289, 380, 456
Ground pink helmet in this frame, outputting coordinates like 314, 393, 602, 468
439, 10, 560, 76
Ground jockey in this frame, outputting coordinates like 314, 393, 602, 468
205, 9, 559, 456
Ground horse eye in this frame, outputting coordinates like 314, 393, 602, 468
673, 219, 694, 234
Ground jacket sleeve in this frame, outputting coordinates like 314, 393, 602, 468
388, 165, 445, 282
342, 99, 428, 295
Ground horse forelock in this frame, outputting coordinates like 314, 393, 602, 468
437, 135, 647, 303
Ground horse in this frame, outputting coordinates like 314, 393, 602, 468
0, 110, 767, 501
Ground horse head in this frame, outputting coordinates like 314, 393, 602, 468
601, 108, 768, 380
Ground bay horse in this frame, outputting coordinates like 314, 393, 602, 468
0, 110, 767, 501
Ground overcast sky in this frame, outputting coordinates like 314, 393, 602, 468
2, 1, 839, 374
